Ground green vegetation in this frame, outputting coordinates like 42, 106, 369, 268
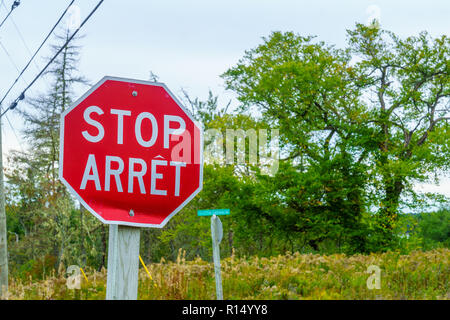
404, 209, 450, 250
3, 249, 449, 300
2, 23, 449, 297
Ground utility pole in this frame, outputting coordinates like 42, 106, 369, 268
0, 115, 8, 297
0, 1, 22, 299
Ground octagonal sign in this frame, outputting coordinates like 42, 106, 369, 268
59, 76, 203, 228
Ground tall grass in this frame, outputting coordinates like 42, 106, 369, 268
2, 248, 449, 300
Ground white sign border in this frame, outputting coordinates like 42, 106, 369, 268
59, 76, 204, 228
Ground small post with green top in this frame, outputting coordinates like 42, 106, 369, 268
198, 208, 230, 300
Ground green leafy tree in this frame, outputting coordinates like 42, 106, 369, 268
223, 24, 450, 251
222, 31, 370, 252
347, 25, 450, 246
413, 209, 450, 250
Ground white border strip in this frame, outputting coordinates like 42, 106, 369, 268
59, 76, 204, 228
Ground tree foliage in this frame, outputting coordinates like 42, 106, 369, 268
3, 25, 449, 279
5, 30, 103, 278
222, 24, 450, 251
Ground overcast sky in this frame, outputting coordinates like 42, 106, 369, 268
0, 0, 449, 196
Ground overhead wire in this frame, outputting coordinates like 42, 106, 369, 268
1, 0, 103, 159
0, 39, 21, 73
1, 0, 104, 118
0, 1, 27, 152
0, 1, 32, 153
0, 0, 75, 107
0, 0, 20, 30
1, 0, 40, 73
5, 114, 24, 153
0, 37, 27, 152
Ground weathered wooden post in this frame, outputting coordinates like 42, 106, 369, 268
106, 225, 140, 300
0, 117, 8, 297
59, 77, 203, 301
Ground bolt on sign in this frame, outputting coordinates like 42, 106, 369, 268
59, 76, 203, 228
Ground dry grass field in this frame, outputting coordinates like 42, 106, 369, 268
2, 248, 449, 300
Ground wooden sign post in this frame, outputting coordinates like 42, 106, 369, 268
106, 225, 140, 300
59, 77, 203, 300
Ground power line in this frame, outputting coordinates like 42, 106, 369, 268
0, 0, 75, 107
1, 0, 104, 118
0, 39, 30, 113
1, 0, 40, 74
0, 3, 24, 141
4, 114, 24, 153
0, 0, 19, 30
0, 39, 22, 74
0, 0, 75, 155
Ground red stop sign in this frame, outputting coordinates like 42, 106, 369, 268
59, 76, 203, 228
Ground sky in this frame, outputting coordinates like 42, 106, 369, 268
0, 0, 449, 197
